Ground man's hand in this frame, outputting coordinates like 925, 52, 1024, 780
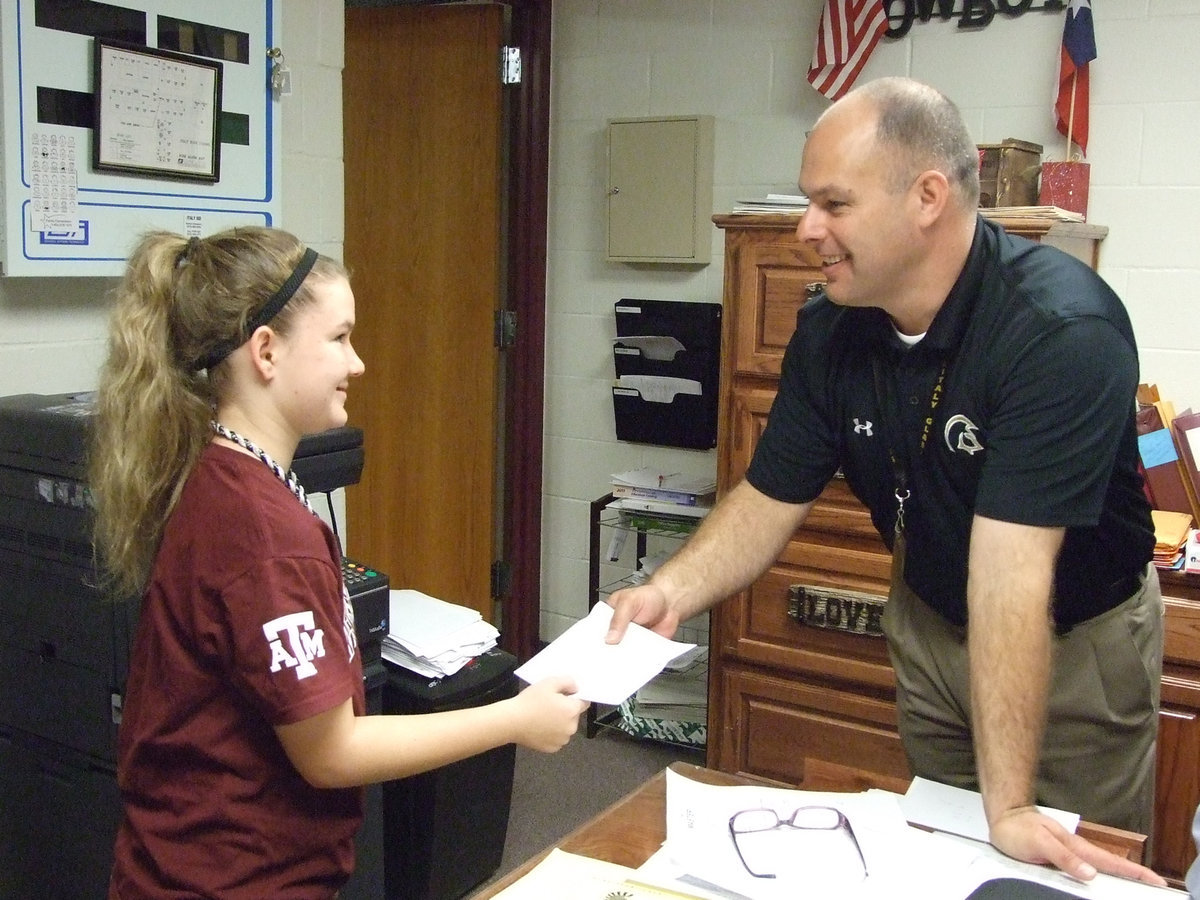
605, 481, 813, 646
604, 582, 680, 644
990, 806, 1167, 886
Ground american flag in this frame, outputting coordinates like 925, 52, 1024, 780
1054, 0, 1096, 156
807, 1, 889, 102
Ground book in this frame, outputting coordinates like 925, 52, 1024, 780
614, 496, 711, 520
611, 484, 716, 506
1187, 529, 1200, 575
610, 467, 716, 506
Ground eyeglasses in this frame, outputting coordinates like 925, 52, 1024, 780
728, 805, 869, 881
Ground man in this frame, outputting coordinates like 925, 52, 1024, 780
607, 76, 1165, 885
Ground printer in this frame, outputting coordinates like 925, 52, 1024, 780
0, 391, 388, 899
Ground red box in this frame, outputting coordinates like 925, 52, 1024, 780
1038, 161, 1090, 219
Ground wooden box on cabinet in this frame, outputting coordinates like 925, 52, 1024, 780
708, 212, 1200, 884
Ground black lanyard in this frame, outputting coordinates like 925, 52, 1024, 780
870, 351, 947, 537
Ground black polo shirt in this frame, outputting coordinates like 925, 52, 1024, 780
746, 216, 1154, 629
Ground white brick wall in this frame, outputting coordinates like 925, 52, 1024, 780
0, 2, 1195, 639
541, 0, 1200, 641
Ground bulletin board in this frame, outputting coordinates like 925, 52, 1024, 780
0, 0, 280, 276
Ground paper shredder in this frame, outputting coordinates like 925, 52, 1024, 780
381, 647, 518, 900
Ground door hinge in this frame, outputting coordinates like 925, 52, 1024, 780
494, 309, 517, 349
501, 46, 522, 84
491, 560, 511, 599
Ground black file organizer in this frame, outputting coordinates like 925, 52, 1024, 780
611, 298, 721, 449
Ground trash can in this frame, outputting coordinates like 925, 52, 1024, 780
381, 648, 518, 900
340, 658, 387, 900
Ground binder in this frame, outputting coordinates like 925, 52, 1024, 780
611, 299, 721, 449
1135, 404, 1194, 519
1170, 408, 1200, 523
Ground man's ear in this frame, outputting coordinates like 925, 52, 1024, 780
912, 169, 950, 227
245, 325, 279, 380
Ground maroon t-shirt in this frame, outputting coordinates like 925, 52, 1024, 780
109, 444, 365, 900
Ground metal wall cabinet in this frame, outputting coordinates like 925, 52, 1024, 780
606, 115, 713, 264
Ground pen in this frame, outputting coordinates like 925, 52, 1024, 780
658, 472, 680, 487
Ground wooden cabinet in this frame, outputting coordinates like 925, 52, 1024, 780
709, 212, 1200, 883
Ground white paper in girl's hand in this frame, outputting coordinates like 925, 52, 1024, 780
513, 603, 695, 705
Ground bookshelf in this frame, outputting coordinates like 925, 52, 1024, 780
586, 494, 706, 748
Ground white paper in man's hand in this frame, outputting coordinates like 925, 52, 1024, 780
514, 603, 696, 705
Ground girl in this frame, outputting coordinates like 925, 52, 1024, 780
90, 227, 586, 899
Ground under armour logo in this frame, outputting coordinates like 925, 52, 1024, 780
944, 414, 984, 455
263, 611, 326, 680
853, 418, 874, 436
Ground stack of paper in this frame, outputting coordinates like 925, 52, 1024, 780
617, 646, 709, 747
1151, 510, 1193, 570
981, 205, 1085, 223
383, 589, 499, 678
631, 646, 707, 720
730, 192, 809, 214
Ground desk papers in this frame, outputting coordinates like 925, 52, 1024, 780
652, 768, 913, 899
632, 770, 1181, 900
900, 776, 1079, 843
483, 768, 1184, 900
383, 589, 499, 678
513, 602, 695, 704
485, 849, 694, 900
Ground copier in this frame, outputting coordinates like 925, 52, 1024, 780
0, 391, 388, 900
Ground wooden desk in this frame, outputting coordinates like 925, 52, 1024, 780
468, 762, 1149, 899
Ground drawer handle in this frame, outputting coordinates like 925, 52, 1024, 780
788, 584, 887, 637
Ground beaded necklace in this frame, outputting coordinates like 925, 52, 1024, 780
211, 421, 316, 517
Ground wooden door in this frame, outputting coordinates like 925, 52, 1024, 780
343, 4, 505, 620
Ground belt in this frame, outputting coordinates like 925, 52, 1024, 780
1108, 568, 1147, 607
1055, 567, 1147, 636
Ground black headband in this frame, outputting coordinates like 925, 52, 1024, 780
196, 247, 320, 371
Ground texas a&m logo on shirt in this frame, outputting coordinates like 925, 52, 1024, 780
263, 611, 326, 680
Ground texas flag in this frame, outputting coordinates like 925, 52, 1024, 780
1054, 0, 1097, 156
807, 1, 889, 102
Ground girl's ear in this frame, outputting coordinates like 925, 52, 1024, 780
245, 325, 279, 380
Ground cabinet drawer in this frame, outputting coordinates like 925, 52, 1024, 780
712, 663, 910, 787
714, 564, 894, 691
1155, 707, 1200, 881
727, 239, 822, 378
1162, 594, 1200, 672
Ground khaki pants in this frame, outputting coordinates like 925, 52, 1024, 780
881, 549, 1163, 835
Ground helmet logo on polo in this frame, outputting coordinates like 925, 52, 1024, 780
944, 415, 983, 455
263, 611, 326, 680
